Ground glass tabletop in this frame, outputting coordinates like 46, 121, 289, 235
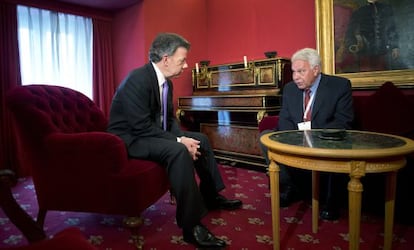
269, 130, 406, 150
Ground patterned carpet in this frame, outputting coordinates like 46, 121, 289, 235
1, 164, 414, 249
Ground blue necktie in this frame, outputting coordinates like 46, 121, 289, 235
162, 81, 168, 130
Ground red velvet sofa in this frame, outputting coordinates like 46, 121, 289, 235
259, 82, 414, 223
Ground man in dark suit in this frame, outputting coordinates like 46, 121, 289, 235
107, 33, 242, 249
260, 48, 354, 220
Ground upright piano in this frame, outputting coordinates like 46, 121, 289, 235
177, 57, 292, 170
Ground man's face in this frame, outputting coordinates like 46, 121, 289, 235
291, 60, 319, 90
163, 47, 188, 78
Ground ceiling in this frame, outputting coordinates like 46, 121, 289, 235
57, 0, 140, 11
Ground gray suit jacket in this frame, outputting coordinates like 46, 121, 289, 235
278, 73, 354, 131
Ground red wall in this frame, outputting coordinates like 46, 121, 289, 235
112, 4, 146, 87
112, 0, 316, 107
113, 0, 207, 104
206, 0, 316, 64
143, 0, 207, 100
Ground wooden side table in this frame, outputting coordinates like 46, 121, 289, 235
260, 130, 414, 250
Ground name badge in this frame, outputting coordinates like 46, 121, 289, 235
298, 121, 311, 130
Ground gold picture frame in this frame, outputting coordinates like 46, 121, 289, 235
316, 0, 414, 89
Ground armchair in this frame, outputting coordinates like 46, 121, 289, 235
6, 85, 169, 249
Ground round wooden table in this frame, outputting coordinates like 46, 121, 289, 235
260, 129, 414, 250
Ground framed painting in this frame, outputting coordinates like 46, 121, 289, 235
316, 0, 414, 88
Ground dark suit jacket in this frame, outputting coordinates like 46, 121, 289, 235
107, 63, 184, 149
278, 73, 354, 131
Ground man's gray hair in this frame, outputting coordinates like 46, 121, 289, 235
149, 33, 191, 63
291, 48, 321, 69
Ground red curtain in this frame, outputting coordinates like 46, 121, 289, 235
93, 19, 116, 117
0, 2, 26, 175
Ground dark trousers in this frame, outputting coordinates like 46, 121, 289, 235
128, 131, 224, 230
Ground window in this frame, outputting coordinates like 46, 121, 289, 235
17, 6, 93, 99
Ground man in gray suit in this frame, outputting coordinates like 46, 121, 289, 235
107, 33, 241, 248
260, 48, 354, 220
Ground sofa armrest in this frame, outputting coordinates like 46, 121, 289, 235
258, 115, 279, 133
45, 132, 128, 175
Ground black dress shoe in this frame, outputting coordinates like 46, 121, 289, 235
320, 207, 340, 221
183, 224, 226, 248
207, 194, 242, 211
280, 186, 299, 207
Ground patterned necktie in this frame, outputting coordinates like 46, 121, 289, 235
162, 81, 168, 130
304, 89, 312, 121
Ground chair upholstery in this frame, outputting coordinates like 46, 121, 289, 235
258, 115, 279, 133
6, 85, 169, 243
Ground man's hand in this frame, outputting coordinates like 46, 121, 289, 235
180, 136, 201, 160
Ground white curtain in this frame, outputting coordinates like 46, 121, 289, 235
17, 6, 93, 99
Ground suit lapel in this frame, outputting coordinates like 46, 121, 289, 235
146, 63, 162, 108
295, 87, 304, 121
311, 74, 327, 119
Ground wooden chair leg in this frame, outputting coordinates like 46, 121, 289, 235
123, 216, 144, 250
0, 169, 46, 242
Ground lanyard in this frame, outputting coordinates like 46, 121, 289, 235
304, 130, 313, 147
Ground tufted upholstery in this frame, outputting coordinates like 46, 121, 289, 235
9, 85, 107, 133
6, 85, 169, 236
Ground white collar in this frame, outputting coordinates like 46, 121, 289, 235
152, 62, 166, 87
